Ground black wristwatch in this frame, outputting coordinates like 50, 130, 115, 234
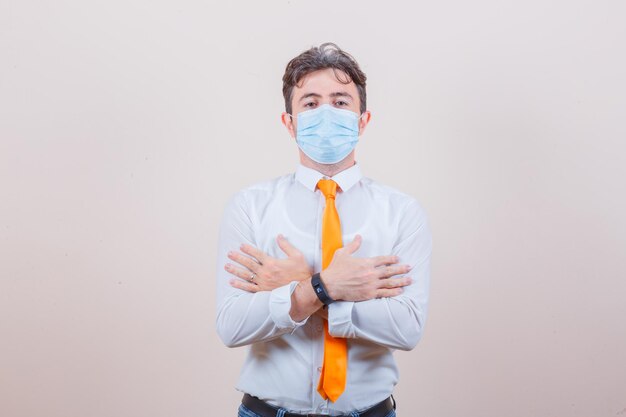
311, 273, 335, 305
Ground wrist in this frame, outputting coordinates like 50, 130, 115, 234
319, 271, 341, 301
289, 278, 322, 322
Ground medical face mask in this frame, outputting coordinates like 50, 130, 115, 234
294, 104, 361, 165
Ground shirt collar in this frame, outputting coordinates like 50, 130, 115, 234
295, 163, 363, 193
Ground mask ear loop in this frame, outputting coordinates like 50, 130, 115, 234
356, 112, 367, 136
286, 113, 297, 139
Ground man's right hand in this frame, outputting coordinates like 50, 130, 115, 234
321, 235, 412, 302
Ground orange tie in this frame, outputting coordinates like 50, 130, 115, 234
316, 179, 347, 402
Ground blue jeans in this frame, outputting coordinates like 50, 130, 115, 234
237, 404, 397, 417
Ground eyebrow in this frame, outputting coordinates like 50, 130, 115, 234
299, 92, 354, 102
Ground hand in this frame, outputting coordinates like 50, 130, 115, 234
321, 235, 412, 301
226, 234, 313, 293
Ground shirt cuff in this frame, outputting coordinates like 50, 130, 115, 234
328, 301, 355, 338
269, 281, 309, 331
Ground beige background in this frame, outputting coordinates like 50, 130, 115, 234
1, 0, 625, 416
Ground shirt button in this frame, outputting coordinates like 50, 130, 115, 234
317, 367, 322, 372
316, 325, 323, 332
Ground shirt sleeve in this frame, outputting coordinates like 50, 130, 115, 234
215, 191, 308, 348
327, 199, 432, 351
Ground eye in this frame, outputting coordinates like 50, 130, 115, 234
334, 100, 349, 107
304, 101, 317, 108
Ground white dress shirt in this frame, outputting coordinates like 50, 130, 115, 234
215, 163, 432, 415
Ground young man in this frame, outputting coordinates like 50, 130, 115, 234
216, 43, 432, 417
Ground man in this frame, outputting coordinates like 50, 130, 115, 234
216, 43, 432, 417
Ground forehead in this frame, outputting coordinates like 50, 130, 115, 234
293, 68, 359, 98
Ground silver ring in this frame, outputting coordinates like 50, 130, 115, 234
250, 273, 256, 282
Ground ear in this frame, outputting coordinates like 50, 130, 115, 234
281, 112, 296, 139
358, 110, 372, 136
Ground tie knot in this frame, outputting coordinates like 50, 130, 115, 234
317, 179, 338, 199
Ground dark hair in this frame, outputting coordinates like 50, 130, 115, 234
282, 42, 367, 115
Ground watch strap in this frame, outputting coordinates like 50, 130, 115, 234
311, 272, 335, 305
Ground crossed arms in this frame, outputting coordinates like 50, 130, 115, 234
215, 193, 432, 350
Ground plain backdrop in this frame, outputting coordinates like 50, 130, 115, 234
1, 1, 625, 416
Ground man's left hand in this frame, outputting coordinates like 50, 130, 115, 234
225, 234, 313, 293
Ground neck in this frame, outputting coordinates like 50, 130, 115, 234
299, 152, 355, 178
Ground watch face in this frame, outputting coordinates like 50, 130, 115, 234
311, 273, 332, 305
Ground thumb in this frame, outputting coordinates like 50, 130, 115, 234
343, 234, 362, 255
276, 234, 300, 257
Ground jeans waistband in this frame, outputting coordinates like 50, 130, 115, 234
241, 394, 395, 417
